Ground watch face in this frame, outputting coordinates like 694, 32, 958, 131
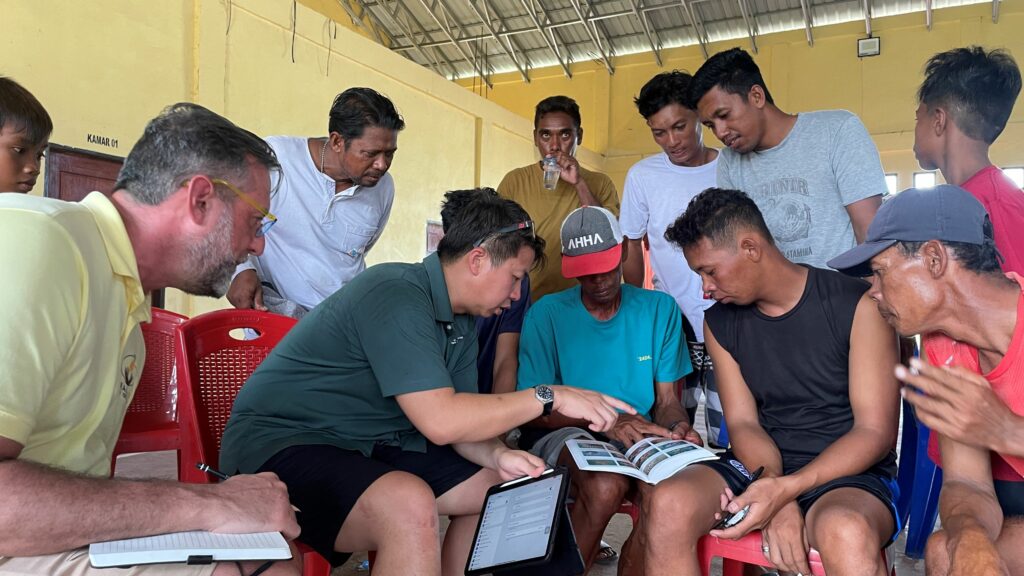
535, 385, 554, 402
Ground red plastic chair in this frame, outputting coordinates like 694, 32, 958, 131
698, 531, 894, 576
174, 309, 331, 576
111, 307, 188, 475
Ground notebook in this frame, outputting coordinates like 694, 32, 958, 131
89, 531, 291, 567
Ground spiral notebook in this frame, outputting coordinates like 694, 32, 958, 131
89, 531, 291, 568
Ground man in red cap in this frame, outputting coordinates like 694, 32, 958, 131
515, 206, 697, 574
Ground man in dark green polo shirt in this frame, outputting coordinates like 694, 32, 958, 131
220, 189, 633, 575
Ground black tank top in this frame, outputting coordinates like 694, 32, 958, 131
706, 266, 897, 476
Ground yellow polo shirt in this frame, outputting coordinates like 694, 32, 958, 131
0, 192, 150, 477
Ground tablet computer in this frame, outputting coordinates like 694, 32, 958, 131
465, 467, 570, 575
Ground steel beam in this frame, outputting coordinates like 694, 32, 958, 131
518, 0, 572, 77
798, 0, 814, 46
863, 0, 872, 37
568, 0, 614, 73
628, 0, 662, 66
417, 0, 493, 86
737, 0, 758, 53
467, 0, 531, 81
679, 0, 709, 59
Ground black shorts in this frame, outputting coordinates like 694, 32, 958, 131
257, 442, 482, 566
995, 479, 1024, 517
697, 452, 902, 545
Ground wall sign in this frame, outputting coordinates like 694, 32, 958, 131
86, 133, 119, 148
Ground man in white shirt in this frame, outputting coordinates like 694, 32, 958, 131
227, 87, 403, 315
620, 71, 725, 446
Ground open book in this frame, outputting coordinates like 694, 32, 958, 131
89, 531, 291, 568
566, 437, 717, 484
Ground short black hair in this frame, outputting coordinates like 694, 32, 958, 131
438, 188, 546, 268
534, 96, 581, 130
687, 48, 774, 109
328, 87, 405, 143
664, 187, 774, 250
918, 46, 1021, 144
897, 217, 1003, 275
0, 77, 52, 146
635, 71, 694, 119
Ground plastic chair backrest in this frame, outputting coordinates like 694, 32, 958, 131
125, 308, 189, 426
177, 309, 297, 482
113, 308, 190, 476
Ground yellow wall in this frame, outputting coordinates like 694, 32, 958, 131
1, 0, 558, 317
463, 2, 1024, 192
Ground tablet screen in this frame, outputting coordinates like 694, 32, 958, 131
467, 472, 563, 572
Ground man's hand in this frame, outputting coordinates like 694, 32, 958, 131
710, 476, 797, 540
206, 473, 299, 540
897, 358, 1022, 455
670, 421, 704, 446
494, 449, 546, 481
226, 269, 266, 311
761, 501, 812, 575
550, 385, 636, 432
553, 151, 581, 186
606, 414, 674, 447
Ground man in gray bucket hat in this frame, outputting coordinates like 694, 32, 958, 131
830, 184, 1024, 576
515, 205, 696, 574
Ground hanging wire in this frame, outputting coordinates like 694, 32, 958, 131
291, 0, 298, 63
225, 0, 233, 34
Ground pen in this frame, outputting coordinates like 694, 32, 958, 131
196, 462, 230, 481
196, 462, 302, 513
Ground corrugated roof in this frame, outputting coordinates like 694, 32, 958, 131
342, 0, 995, 84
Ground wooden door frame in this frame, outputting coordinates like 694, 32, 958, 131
44, 144, 125, 200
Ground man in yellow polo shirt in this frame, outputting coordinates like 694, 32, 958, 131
0, 103, 300, 576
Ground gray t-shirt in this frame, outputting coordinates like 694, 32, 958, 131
717, 110, 886, 267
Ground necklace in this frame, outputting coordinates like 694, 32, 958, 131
319, 138, 328, 175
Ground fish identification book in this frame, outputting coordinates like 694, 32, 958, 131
89, 530, 291, 568
566, 437, 717, 484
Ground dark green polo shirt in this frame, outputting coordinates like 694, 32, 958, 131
219, 253, 479, 474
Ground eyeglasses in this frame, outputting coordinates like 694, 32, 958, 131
473, 220, 535, 248
184, 177, 277, 237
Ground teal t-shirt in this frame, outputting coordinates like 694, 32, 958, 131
516, 284, 691, 419
219, 253, 478, 474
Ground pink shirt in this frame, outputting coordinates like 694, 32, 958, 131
925, 273, 1024, 481
961, 165, 1024, 275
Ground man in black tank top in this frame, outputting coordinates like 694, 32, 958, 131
642, 188, 900, 576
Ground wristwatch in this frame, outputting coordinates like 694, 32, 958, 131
534, 385, 554, 416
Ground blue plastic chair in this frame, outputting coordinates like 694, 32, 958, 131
895, 398, 942, 559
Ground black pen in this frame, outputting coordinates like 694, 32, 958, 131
196, 462, 230, 481
197, 462, 302, 512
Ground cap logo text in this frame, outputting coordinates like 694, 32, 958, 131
567, 233, 603, 250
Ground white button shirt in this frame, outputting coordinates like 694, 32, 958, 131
235, 136, 394, 312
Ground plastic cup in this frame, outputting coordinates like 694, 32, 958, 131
542, 157, 561, 190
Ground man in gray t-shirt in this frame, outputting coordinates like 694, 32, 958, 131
688, 48, 885, 267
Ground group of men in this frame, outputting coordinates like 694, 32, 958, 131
0, 37, 1022, 576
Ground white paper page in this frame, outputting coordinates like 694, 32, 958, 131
565, 439, 648, 482
89, 531, 291, 568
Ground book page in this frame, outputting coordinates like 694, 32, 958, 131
89, 531, 291, 568
625, 438, 718, 484
564, 439, 648, 482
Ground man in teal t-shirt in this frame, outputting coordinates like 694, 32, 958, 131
516, 206, 695, 574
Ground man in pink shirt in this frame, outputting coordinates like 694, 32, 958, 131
829, 185, 1024, 576
913, 46, 1024, 274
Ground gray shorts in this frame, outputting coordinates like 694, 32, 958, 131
528, 427, 595, 467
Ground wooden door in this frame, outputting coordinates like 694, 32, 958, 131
44, 145, 122, 202
44, 145, 163, 307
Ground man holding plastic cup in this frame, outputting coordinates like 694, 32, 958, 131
498, 95, 620, 302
